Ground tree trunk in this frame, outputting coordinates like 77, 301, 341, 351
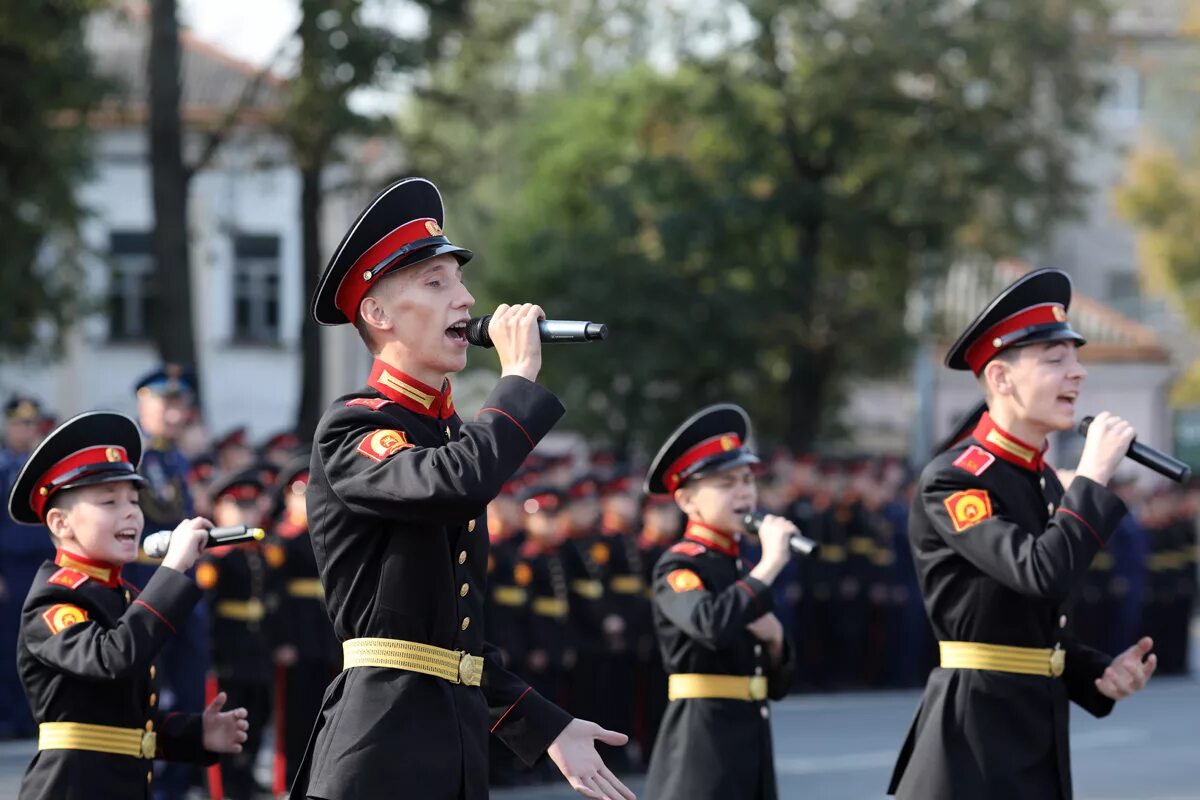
784, 342, 835, 451
147, 0, 197, 367
296, 163, 325, 441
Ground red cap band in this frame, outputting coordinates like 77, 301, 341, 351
663, 434, 743, 493
964, 303, 1069, 374
334, 217, 443, 322
31, 446, 131, 520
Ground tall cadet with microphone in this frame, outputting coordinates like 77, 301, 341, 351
5, 411, 248, 798
642, 404, 799, 800
888, 269, 1158, 800
291, 177, 632, 800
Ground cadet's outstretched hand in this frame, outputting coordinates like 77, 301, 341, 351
548, 718, 637, 800
202, 691, 250, 754
1095, 636, 1157, 701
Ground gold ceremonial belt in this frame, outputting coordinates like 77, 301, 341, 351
668, 674, 768, 702
609, 575, 644, 595
39, 722, 156, 759
532, 597, 568, 618
215, 599, 265, 622
287, 578, 325, 599
491, 586, 528, 606
571, 579, 604, 600
342, 637, 484, 687
939, 641, 1065, 678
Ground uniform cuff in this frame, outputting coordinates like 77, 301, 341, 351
477, 376, 565, 451
491, 687, 573, 767
1060, 477, 1128, 548
135, 566, 202, 636
737, 577, 775, 618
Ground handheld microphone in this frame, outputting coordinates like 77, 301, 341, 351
743, 511, 820, 557
142, 525, 267, 559
465, 315, 608, 348
1077, 416, 1192, 484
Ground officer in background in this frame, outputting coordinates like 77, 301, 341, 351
197, 470, 273, 799
634, 494, 682, 766
559, 474, 608, 722
0, 394, 50, 738
266, 455, 340, 795
131, 366, 210, 800
518, 486, 573, 717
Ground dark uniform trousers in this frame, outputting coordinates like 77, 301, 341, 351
290, 375, 574, 800
17, 560, 216, 798
888, 437, 1127, 800
645, 539, 795, 800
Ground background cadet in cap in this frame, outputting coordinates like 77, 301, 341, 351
291, 177, 633, 800
6, 411, 247, 799
642, 404, 799, 800
131, 364, 206, 800
0, 393, 52, 739
888, 268, 1158, 800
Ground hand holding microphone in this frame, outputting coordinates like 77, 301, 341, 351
744, 511, 820, 558
1077, 414, 1191, 484
146, 522, 267, 572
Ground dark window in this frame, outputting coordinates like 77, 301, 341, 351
232, 234, 281, 344
108, 231, 156, 341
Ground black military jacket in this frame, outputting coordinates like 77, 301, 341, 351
290, 364, 572, 800
889, 412, 1126, 800
17, 552, 214, 799
270, 517, 340, 664
645, 521, 795, 800
197, 543, 273, 685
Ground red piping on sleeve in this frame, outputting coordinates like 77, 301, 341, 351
1058, 507, 1105, 547
478, 407, 534, 448
490, 686, 533, 733
134, 599, 176, 634
736, 580, 757, 600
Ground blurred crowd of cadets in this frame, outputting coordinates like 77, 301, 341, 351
0, 391, 1196, 791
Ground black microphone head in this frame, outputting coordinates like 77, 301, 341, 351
465, 315, 493, 348
1077, 416, 1095, 436
585, 322, 608, 341
743, 511, 764, 534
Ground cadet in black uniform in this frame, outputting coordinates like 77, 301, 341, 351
6, 411, 248, 799
633, 494, 681, 765
888, 269, 1158, 800
290, 178, 633, 800
643, 404, 798, 800
197, 469, 273, 800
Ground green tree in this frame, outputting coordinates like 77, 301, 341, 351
0, 1, 108, 353
462, 0, 1111, 451
286, 0, 469, 438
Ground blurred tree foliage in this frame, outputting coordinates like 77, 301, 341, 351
410, 0, 1111, 451
0, 1, 108, 353
287, 0, 470, 437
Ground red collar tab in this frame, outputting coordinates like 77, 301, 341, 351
972, 412, 1047, 472
663, 433, 744, 493
684, 520, 739, 557
334, 217, 447, 322
368, 360, 455, 419
32, 445, 134, 521
54, 549, 121, 587
965, 303, 1070, 375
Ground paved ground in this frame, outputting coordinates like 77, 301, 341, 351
1, 638, 1195, 799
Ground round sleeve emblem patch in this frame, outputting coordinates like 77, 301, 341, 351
943, 489, 993, 533
666, 569, 703, 593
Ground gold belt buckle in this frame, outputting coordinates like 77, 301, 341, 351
748, 676, 768, 701
457, 651, 483, 687
1050, 644, 1065, 678
141, 730, 157, 759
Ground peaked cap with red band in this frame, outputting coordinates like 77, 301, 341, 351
312, 177, 474, 326
944, 268, 1085, 375
7, 411, 145, 525
210, 467, 267, 505
644, 404, 760, 495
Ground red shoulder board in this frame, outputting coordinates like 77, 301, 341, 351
669, 541, 706, 557
47, 568, 89, 590
345, 397, 394, 411
953, 445, 995, 477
